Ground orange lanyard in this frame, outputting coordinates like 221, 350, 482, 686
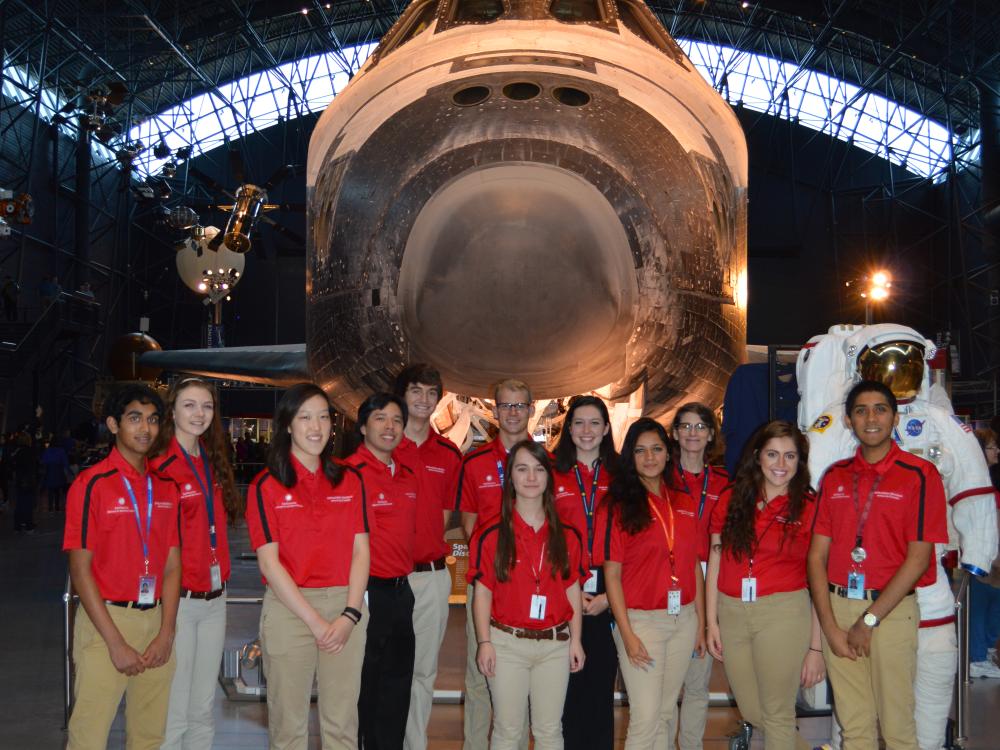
647, 491, 678, 584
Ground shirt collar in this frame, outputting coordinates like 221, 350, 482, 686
852, 440, 901, 476
512, 508, 550, 541
109, 445, 148, 482
290, 452, 322, 487
355, 442, 398, 475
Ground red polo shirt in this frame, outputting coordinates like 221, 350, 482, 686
553, 459, 612, 570
454, 438, 510, 528
710, 488, 817, 598
814, 442, 948, 589
396, 432, 462, 563
153, 437, 231, 592
592, 485, 699, 609
467, 511, 586, 629
245, 456, 368, 587
345, 443, 418, 578
670, 464, 729, 562
64, 447, 179, 601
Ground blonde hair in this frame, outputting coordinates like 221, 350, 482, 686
494, 378, 532, 403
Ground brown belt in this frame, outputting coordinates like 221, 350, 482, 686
490, 618, 570, 641
828, 582, 913, 601
182, 582, 226, 600
413, 556, 448, 572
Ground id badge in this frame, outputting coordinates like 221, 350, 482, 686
530, 594, 547, 621
847, 571, 866, 600
741, 576, 757, 603
583, 568, 599, 594
209, 563, 223, 592
138, 576, 156, 605
667, 588, 681, 615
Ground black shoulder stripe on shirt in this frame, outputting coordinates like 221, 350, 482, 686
894, 459, 927, 540
343, 464, 369, 533
80, 468, 119, 548
255, 472, 274, 544
400, 464, 415, 476
453, 462, 467, 512
437, 437, 463, 457
156, 454, 178, 473
563, 524, 588, 578
473, 523, 501, 581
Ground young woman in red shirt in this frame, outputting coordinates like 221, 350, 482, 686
594, 417, 705, 750
552, 395, 619, 750
665, 402, 729, 750
245, 383, 370, 749
468, 439, 586, 750
152, 377, 240, 750
706, 420, 824, 750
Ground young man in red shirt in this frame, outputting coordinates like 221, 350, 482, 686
455, 378, 534, 750
394, 364, 462, 750
808, 380, 948, 750
347, 392, 419, 750
64, 384, 181, 750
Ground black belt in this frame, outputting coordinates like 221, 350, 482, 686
413, 556, 448, 572
828, 582, 914, 601
368, 575, 411, 588
182, 582, 226, 600
105, 599, 160, 611
490, 619, 570, 641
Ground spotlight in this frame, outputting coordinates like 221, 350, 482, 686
175, 146, 192, 160
153, 140, 171, 159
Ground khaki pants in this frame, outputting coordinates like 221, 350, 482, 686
487, 625, 571, 750
718, 590, 812, 750
463, 587, 528, 750
824, 593, 919, 750
67, 604, 176, 750
261, 586, 368, 750
163, 593, 227, 750
405, 568, 452, 750
665, 649, 714, 750
613, 604, 697, 750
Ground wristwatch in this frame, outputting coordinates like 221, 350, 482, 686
862, 610, 880, 628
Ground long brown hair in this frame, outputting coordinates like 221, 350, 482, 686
606, 418, 670, 534
720, 420, 811, 560
494, 440, 571, 583
152, 377, 241, 522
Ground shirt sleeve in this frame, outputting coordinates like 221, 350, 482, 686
709, 489, 730, 535
457, 460, 479, 514
467, 526, 496, 589
62, 472, 91, 551
167, 481, 180, 548
914, 464, 949, 545
441, 446, 462, 513
565, 525, 587, 588
813, 473, 834, 537
592, 503, 624, 564
352, 471, 369, 535
246, 474, 278, 550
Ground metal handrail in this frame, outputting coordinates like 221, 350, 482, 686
955, 570, 971, 748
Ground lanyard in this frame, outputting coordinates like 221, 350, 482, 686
495, 459, 505, 487
748, 495, 784, 576
121, 474, 154, 574
681, 466, 711, 520
851, 472, 882, 549
647, 491, 678, 583
573, 460, 601, 547
528, 542, 547, 593
179, 443, 217, 553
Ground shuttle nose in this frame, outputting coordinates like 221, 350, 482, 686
397, 161, 637, 396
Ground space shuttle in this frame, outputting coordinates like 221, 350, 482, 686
144, 0, 748, 422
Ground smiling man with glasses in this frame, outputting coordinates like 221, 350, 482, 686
454, 378, 535, 750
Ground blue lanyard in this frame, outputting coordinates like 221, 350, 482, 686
179, 443, 217, 551
573, 460, 602, 547
681, 466, 711, 520
496, 459, 505, 487
121, 474, 154, 573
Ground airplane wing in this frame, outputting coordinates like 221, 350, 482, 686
139, 343, 309, 387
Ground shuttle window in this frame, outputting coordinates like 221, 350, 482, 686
397, 1, 439, 46
550, 0, 602, 23
616, 1, 657, 46
453, 0, 505, 23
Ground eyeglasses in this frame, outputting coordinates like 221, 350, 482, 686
676, 422, 709, 433
497, 402, 530, 412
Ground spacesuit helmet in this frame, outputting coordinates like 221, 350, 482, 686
856, 340, 925, 401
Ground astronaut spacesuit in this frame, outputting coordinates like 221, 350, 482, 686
797, 323, 998, 750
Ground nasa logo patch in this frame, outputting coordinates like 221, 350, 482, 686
905, 419, 924, 437
811, 414, 832, 433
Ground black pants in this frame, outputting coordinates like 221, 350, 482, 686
358, 576, 416, 750
562, 609, 618, 749
14, 487, 36, 530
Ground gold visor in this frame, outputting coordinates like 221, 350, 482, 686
857, 341, 925, 401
